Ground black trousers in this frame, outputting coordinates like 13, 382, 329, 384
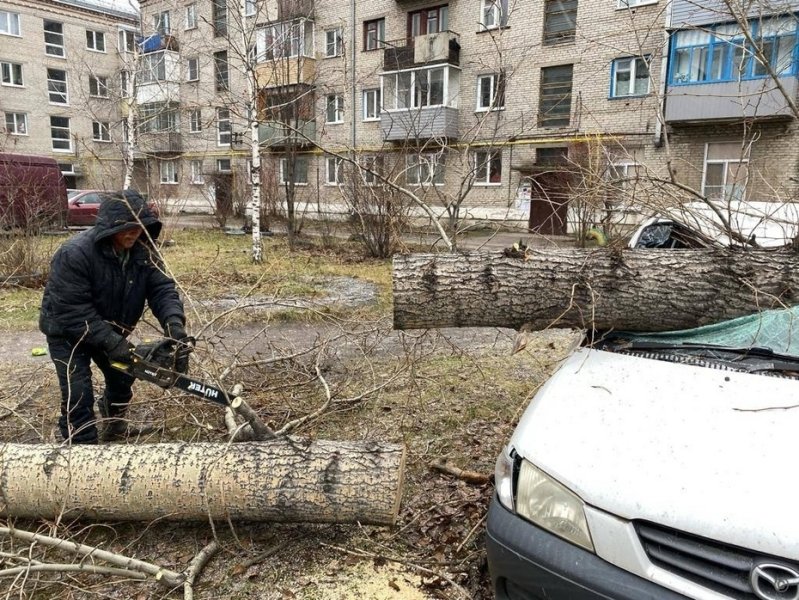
47, 336, 135, 444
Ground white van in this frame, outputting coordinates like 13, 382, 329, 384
486, 307, 799, 599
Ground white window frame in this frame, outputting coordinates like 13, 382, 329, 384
216, 158, 232, 172
1, 11, 21, 36
185, 4, 197, 29
326, 94, 344, 124
47, 68, 68, 104
359, 155, 383, 185
89, 75, 109, 98
4, 112, 28, 135
279, 157, 309, 185
325, 156, 344, 185
154, 11, 171, 35
364, 18, 385, 51
611, 56, 650, 97
325, 28, 342, 57
245, 0, 257, 17
406, 153, 445, 186
92, 121, 111, 142
186, 57, 199, 82
217, 108, 231, 146
118, 28, 135, 52
160, 160, 178, 184
44, 20, 65, 57
1, 61, 23, 86
86, 29, 106, 52
190, 159, 204, 184
480, 0, 508, 30
120, 70, 131, 98
189, 109, 202, 132
473, 149, 502, 185
702, 142, 749, 202
617, 0, 658, 8
383, 66, 449, 110
363, 88, 381, 121
50, 116, 71, 152
476, 72, 505, 111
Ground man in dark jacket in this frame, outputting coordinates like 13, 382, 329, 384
39, 190, 189, 444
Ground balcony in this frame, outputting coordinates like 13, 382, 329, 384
255, 57, 316, 89
380, 106, 459, 141
136, 132, 182, 154
665, 78, 798, 123
258, 120, 316, 148
384, 31, 460, 71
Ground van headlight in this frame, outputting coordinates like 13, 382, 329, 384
494, 447, 515, 511
516, 460, 594, 552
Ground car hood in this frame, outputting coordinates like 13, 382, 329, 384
510, 347, 799, 560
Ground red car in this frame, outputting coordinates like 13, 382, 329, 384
68, 190, 159, 227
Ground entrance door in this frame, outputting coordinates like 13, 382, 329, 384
528, 148, 571, 235
213, 173, 233, 217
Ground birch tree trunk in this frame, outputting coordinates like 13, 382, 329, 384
0, 440, 405, 525
393, 249, 799, 331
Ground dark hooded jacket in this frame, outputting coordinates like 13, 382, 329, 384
39, 191, 184, 352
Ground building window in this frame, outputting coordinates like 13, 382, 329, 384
245, 0, 257, 17
120, 70, 131, 97
189, 109, 202, 132
44, 21, 65, 57
539, 64, 572, 127
154, 11, 170, 35
118, 28, 135, 52
139, 102, 179, 132
217, 158, 232, 172
703, 142, 749, 202
671, 18, 798, 85
1, 61, 23, 86
611, 56, 650, 97
185, 4, 197, 29
384, 67, 446, 109
618, 0, 657, 8
364, 18, 385, 51
92, 121, 111, 141
279, 156, 308, 184
217, 108, 231, 145
160, 160, 178, 184
187, 57, 199, 82
480, 0, 508, 30
606, 160, 641, 209
89, 75, 109, 97
47, 68, 68, 104
141, 53, 166, 83
4, 112, 27, 135
543, 0, 577, 44
1, 11, 21, 36
326, 156, 344, 185
326, 28, 343, 57
256, 19, 314, 60
476, 72, 505, 110
190, 160, 204, 184
326, 94, 344, 123
363, 88, 381, 120
212, 0, 227, 37
214, 51, 229, 91
406, 153, 445, 185
473, 149, 501, 185
409, 6, 448, 37
50, 116, 71, 151
359, 155, 384, 185
86, 29, 106, 52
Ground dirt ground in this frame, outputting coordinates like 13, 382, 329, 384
0, 275, 580, 599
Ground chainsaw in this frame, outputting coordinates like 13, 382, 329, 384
110, 338, 233, 406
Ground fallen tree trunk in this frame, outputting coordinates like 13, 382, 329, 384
393, 249, 799, 331
0, 439, 405, 524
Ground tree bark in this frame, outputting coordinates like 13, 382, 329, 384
0, 439, 405, 525
393, 249, 799, 331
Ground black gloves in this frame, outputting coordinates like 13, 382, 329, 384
107, 338, 135, 363
165, 319, 193, 374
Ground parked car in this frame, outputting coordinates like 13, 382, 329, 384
68, 190, 159, 227
487, 307, 799, 599
0, 152, 68, 229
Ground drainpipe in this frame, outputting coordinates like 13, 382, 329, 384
654, 0, 673, 148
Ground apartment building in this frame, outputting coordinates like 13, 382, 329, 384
0, 0, 138, 189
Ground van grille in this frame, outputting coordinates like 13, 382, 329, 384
635, 521, 799, 599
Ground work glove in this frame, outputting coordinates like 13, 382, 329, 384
107, 338, 135, 363
165, 320, 193, 374
165, 319, 189, 342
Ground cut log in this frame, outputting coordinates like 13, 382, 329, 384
393, 249, 799, 331
0, 439, 405, 525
